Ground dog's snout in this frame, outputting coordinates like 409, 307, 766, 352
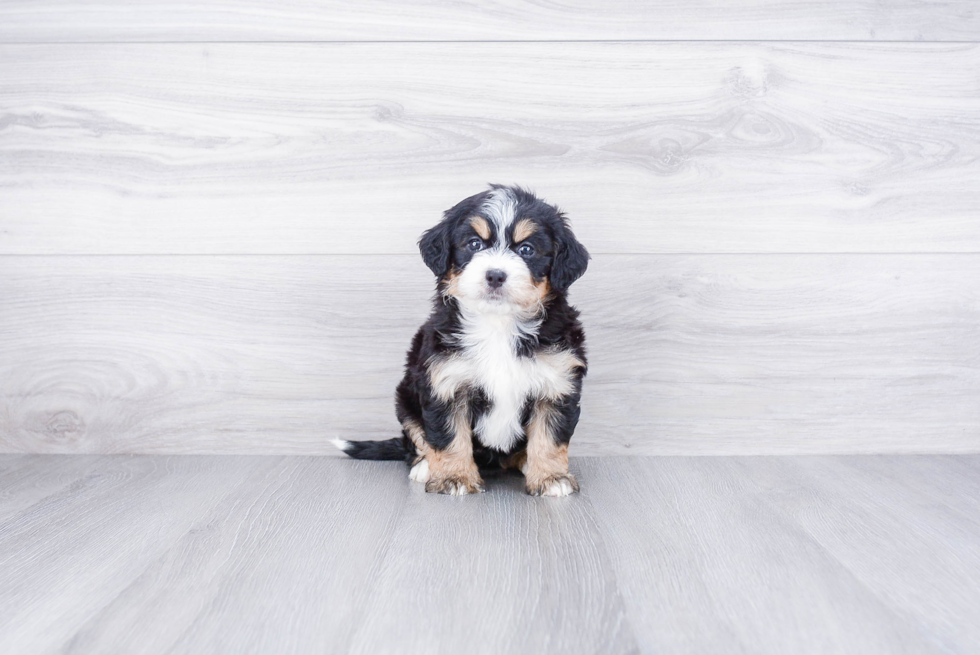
485, 269, 507, 289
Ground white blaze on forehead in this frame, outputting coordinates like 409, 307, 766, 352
481, 187, 518, 241
450, 187, 543, 316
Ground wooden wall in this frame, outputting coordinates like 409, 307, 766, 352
2, 2, 978, 455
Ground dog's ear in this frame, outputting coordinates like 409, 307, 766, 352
420, 192, 488, 277
551, 217, 590, 293
418, 216, 455, 277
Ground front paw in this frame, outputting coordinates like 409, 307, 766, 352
526, 473, 579, 497
425, 474, 485, 496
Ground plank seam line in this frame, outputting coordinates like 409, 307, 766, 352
0, 39, 978, 45
3, 252, 980, 258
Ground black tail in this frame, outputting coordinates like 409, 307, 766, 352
332, 436, 415, 462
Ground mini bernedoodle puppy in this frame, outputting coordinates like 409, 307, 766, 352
335, 185, 589, 497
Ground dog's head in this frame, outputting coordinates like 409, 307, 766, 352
418, 185, 589, 314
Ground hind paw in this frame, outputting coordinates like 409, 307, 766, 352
409, 459, 430, 483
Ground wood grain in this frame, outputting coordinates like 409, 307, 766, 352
2, 454, 979, 654
0, 453, 104, 523
580, 456, 980, 654
0, 0, 976, 42
67, 458, 408, 655
2, 43, 979, 254
0, 455, 271, 653
2, 254, 977, 455
740, 455, 980, 652
347, 462, 638, 654
0, 456, 410, 654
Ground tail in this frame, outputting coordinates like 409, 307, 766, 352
332, 436, 415, 462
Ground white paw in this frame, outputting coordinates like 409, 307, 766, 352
409, 459, 430, 483
542, 477, 577, 497
445, 481, 470, 496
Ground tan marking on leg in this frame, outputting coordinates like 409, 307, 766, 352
524, 401, 579, 497
425, 399, 485, 495
402, 418, 431, 461
404, 412, 482, 492
403, 418, 433, 483
501, 449, 527, 472
470, 215, 491, 240
512, 218, 537, 243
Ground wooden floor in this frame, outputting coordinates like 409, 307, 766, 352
1, 455, 977, 654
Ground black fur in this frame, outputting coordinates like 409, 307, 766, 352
390, 291, 587, 457
341, 436, 415, 462
338, 184, 589, 471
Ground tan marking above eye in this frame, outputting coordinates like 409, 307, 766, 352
469, 215, 491, 240
512, 218, 537, 243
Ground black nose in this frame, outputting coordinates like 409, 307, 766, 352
485, 269, 507, 289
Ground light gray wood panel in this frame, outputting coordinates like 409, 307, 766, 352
2, 254, 978, 455
0, 255, 433, 455
348, 462, 638, 654
0, 455, 272, 653
0, 0, 977, 42
584, 254, 980, 454
0, 453, 104, 523
0, 456, 409, 654
3, 455, 980, 654
580, 456, 980, 654
741, 456, 980, 652
62, 458, 408, 655
2, 43, 979, 254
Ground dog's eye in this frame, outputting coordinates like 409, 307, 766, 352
466, 237, 484, 252
517, 243, 535, 257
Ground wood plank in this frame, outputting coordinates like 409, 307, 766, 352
347, 462, 639, 655
0, 1, 976, 42
1, 254, 977, 455
580, 456, 980, 654
60, 458, 409, 655
739, 455, 980, 653
2, 43, 979, 254
0, 455, 409, 654
0, 454, 105, 523
3, 455, 979, 653
0, 455, 272, 653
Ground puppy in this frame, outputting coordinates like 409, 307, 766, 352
335, 185, 589, 496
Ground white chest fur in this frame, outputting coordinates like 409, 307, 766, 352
427, 311, 583, 452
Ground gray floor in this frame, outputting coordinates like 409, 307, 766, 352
1, 455, 978, 654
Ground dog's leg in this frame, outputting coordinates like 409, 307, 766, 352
400, 419, 433, 483
501, 449, 527, 473
416, 400, 484, 495
524, 400, 579, 497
